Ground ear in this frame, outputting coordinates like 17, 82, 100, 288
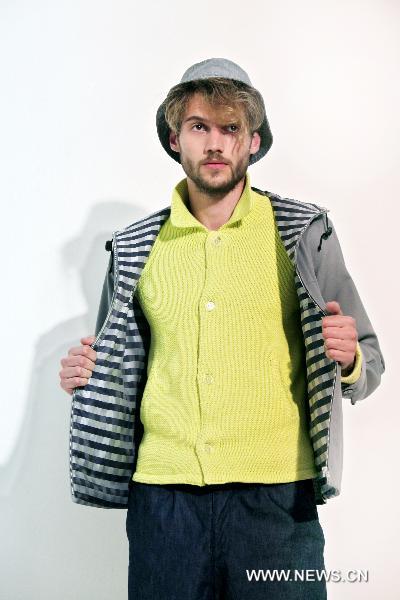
169, 131, 180, 153
249, 131, 261, 156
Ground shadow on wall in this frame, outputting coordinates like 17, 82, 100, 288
0, 200, 146, 600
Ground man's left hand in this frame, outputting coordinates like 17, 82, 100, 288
322, 300, 358, 373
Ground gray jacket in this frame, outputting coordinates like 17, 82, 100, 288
69, 185, 385, 508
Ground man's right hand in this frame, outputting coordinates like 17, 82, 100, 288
59, 335, 97, 396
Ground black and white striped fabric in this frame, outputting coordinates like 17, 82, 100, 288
69, 189, 335, 508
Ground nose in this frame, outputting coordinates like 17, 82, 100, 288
204, 126, 225, 155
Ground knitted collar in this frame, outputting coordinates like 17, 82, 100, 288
170, 171, 254, 230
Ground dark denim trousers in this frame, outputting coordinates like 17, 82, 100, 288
125, 478, 327, 600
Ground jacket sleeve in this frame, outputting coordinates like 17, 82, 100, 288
94, 249, 115, 337
306, 213, 385, 405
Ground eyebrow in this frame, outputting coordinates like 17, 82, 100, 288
183, 115, 210, 124
183, 115, 241, 125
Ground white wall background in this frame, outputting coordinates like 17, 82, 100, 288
0, 0, 398, 598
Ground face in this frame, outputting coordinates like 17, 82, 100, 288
169, 92, 261, 197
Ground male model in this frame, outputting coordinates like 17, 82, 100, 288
59, 58, 385, 599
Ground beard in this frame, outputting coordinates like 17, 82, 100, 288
180, 151, 250, 198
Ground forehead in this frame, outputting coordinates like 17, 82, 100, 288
183, 92, 245, 123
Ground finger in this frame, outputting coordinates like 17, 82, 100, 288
322, 326, 357, 340
60, 365, 94, 380
324, 338, 356, 353
322, 316, 355, 328
59, 382, 73, 396
60, 376, 89, 392
324, 348, 354, 363
61, 354, 96, 370
67, 345, 97, 362
80, 335, 96, 345
325, 300, 343, 316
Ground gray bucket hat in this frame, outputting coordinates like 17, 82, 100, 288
156, 57, 273, 165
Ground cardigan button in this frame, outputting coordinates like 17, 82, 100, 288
205, 301, 215, 311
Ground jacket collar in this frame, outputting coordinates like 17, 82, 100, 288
170, 172, 254, 230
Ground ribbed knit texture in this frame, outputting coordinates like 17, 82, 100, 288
132, 173, 318, 485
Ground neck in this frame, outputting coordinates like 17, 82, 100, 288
185, 176, 246, 231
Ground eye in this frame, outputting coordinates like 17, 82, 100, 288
226, 124, 239, 133
192, 122, 206, 131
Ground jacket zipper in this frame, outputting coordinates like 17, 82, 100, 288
90, 231, 118, 350
294, 210, 329, 317
69, 230, 117, 498
71, 232, 117, 400
293, 210, 337, 489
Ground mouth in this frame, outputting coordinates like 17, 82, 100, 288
202, 161, 228, 169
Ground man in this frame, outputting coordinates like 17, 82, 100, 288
59, 58, 385, 599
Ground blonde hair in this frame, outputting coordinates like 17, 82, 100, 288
163, 77, 265, 136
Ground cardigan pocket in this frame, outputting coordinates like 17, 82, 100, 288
267, 353, 301, 422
